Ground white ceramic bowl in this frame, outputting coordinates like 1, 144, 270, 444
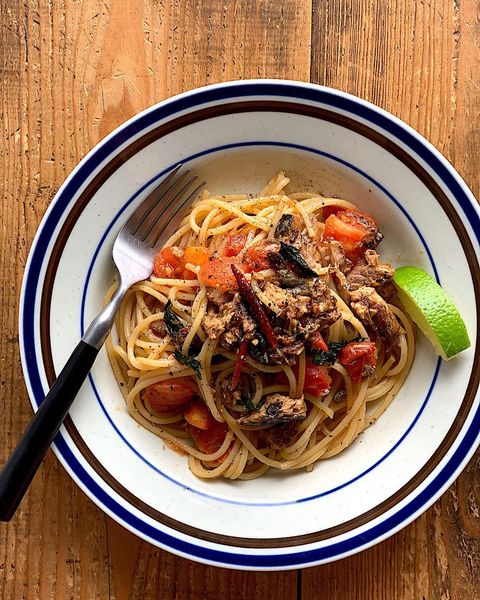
19, 80, 480, 570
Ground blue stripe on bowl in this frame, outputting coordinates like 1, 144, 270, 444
80, 140, 441, 507
54, 395, 480, 568
20, 81, 480, 566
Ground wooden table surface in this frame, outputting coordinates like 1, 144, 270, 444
1, 1, 480, 598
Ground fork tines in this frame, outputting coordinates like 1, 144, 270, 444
125, 166, 204, 248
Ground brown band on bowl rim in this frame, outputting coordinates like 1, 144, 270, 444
39, 100, 480, 549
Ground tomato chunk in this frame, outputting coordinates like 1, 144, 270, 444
188, 420, 228, 455
304, 357, 332, 397
276, 356, 332, 397
142, 377, 198, 412
153, 247, 185, 278
224, 233, 247, 257
322, 205, 343, 219
184, 400, 214, 430
154, 246, 209, 279
338, 341, 376, 383
322, 210, 379, 261
184, 246, 210, 267
243, 241, 275, 272
198, 255, 240, 291
198, 240, 278, 290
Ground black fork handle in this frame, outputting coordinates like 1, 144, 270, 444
0, 341, 98, 521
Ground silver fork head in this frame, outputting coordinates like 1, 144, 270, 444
82, 167, 204, 350
112, 166, 204, 288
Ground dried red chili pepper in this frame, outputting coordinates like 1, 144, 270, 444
231, 338, 249, 390
310, 330, 328, 352
230, 264, 278, 349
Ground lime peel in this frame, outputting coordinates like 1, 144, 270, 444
393, 266, 470, 360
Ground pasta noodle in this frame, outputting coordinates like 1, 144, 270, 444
107, 172, 415, 479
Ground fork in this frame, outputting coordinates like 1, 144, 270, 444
0, 166, 203, 521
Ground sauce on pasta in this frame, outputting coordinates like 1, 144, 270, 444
106, 172, 414, 479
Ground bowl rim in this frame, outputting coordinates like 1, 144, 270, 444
18, 79, 480, 570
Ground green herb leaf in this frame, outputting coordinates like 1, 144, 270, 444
312, 341, 347, 366
238, 394, 266, 412
164, 300, 184, 339
312, 337, 365, 366
238, 395, 256, 411
174, 350, 202, 379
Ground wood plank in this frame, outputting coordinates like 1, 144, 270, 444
301, 516, 429, 599
306, 1, 480, 598
432, 1, 480, 595
453, 0, 480, 199
1, 1, 113, 599
0, 0, 312, 598
90, 0, 313, 145
108, 519, 297, 600
311, 0, 457, 153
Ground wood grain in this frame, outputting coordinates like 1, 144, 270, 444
307, 1, 480, 597
0, 0, 479, 598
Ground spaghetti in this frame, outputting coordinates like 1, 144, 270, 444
106, 172, 415, 480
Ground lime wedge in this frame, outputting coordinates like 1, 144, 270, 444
393, 266, 470, 360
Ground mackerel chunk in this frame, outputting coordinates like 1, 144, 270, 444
237, 394, 307, 427
202, 294, 256, 348
262, 276, 339, 336
350, 286, 400, 342
346, 250, 394, 292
